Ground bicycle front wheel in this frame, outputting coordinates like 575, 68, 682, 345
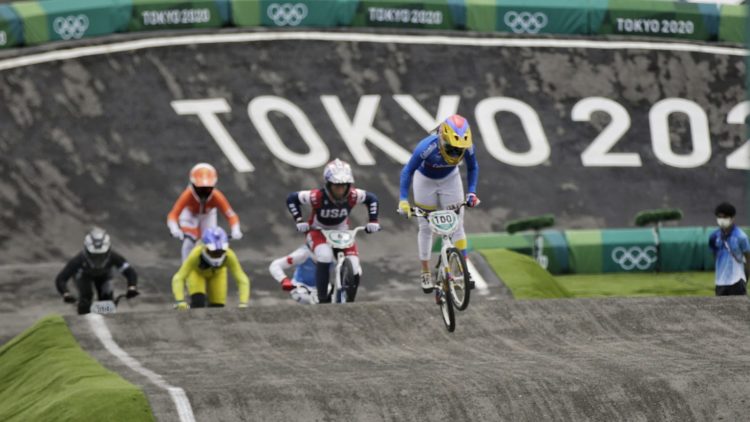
446, 248, 470, 311
339, 259, 357, 303
437, 279, 455, 332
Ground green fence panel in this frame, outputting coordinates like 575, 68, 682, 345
602, 228, 656, 273
0, 5, 23, 48
352, 0, 460, 30
595, 0, 719, 41
659, 227, 705, 272
230, 0, 357, 28
466, 0, 607, 35
718, 4, 745, 43
565, 230, 603, 274
703, 227, 715, 271
129, 0, 230, 31
12, 2, 48, 45
466, 0, 494, 32
19, 0, 132, 45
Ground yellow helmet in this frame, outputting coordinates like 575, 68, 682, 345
438, 114, 472, 165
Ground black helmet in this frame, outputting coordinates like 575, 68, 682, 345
84, 227, 111, 269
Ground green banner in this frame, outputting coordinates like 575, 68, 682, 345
0, 5, 23, 48
129, 0, 230, 31
602, 229, 657, 273
566, 230, 603, 274
231, 0, 356, 28
595, 0, 719, 41
718, 4, 745, 43
468, 0, 603, 35
660, 227, 705, 272
352, 0, 460, 30
14, 0, 132, 45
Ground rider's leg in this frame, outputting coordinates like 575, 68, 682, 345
179, 209, 200, 261
206, 267, 227, 307
187, 271, 208, 308
308, 231, 334, 303
95, 279, 114, 301
75, 275, 94, 315
345, 248, 361, 302
414, 171, 439, 291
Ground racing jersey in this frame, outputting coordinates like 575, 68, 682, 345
167, 186, 239, 226
55, 251, 137, 295
399, 133, 479, 200
709, 225, 750, 286
171, 245, 250, 302
286, 187, 379, 229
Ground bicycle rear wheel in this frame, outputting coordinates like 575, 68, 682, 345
437, 279, 455, 332
446, 248, 470, 311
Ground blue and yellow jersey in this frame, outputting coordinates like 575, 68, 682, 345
171, 246, 250, 303
399, 133, 479, 200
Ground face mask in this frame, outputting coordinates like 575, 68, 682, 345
717, 218, 732, 229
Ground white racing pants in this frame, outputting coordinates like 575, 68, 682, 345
413, 168, 467, 261
179, 208, 217, 261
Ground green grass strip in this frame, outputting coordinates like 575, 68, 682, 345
0, 315, 155, 422
480, 248, 716, 299
556, 272, 715, 298
479, 249, 573, 299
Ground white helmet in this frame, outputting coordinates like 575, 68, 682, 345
84, 227, 111, 269
323, 159, 354, 184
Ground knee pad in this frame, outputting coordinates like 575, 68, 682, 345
190, 293, 207, 308
315, 245, 334, 263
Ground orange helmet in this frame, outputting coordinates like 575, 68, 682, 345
189, 163, 217, 200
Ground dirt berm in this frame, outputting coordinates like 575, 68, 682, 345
67, 296, 750, 421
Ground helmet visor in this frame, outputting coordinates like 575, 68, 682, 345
193, 186, 213, 199
206, 249, 226, 259
444, 143, 465, 157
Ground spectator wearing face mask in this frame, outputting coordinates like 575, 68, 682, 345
709, 202, 750, 296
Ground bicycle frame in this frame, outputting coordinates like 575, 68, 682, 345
412, 206, 464, 282
321, 226, 366, 304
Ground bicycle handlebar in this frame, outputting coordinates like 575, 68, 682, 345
406, 202, 467, 218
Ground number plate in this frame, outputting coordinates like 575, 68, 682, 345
428, 210, 459, 235
322, 230, 356, 249
90, 300, 117, 314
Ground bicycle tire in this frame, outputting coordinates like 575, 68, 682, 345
339, 259, 357, 303
446, 248, 470, 311
438, 279, 456, 332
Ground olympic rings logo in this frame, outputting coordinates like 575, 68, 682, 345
53, 15, 90, 40
503, 11, 548, 34
267, 3, 308, 27
611, 246, 657, 271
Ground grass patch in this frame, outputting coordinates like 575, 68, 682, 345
556, 272, 715, 298
480, 248, 716, 299
0, 315, 155, 422
479, 249, 572, 299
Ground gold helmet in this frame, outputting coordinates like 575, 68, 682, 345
438, 114, 472, 165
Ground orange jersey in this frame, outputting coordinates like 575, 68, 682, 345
167, 187, 239, 227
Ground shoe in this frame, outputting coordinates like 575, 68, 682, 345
420, 272, 434, 294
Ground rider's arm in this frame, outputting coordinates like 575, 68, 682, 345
167, 188, 192, 227
399, 136, 433, 200
55, 254, 83, 295
354, 189, 379, 222
286, 190, 312, 222
269, 247, 311, 283
465, 145, 479, 194
211, 190, 240, 228
171, 246, 201, 302
111, 252, 138, 287
226, 249, 250, 304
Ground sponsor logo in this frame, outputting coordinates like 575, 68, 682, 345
0, 31, 6, 46
504, 11, 548, 34
611, 246, 657, 271
615, 18, 695, 35
367, 8, 443, 25
142, 9, 211, 26
53, 15, 90, 40
267, 3, 308, 27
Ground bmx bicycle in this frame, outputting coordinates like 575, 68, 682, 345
320, 226, 371, 303
410, 204, 471, 332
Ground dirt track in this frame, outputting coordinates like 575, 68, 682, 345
66, 297, 750, 421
